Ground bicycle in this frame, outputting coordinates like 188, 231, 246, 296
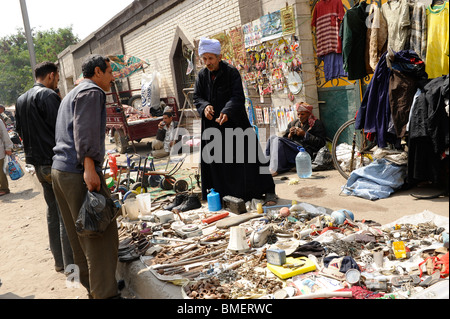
331, 118, 377, 179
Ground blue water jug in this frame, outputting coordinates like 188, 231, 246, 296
207, 189, 221, 212
296, 147, 312, 178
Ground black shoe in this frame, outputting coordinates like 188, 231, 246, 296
163, 193, 188, 211
174, 194, 202, 212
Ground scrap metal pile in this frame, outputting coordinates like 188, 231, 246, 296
117, 197, 449, 299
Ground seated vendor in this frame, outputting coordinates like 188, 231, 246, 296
266, 102, 327, 176
149, 108, 180, 158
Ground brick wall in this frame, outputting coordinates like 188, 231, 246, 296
123, 0, 242, 98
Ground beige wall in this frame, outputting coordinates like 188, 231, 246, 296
123, 0, 242, 99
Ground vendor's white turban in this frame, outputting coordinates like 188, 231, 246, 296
198, 37, 221, 56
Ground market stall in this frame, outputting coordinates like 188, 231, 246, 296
115, 196, 448, 299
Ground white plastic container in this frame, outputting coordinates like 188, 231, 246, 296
123, 198, 140, 221
136, 193, 151, 216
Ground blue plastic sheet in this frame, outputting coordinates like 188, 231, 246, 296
342, 159, 407, 200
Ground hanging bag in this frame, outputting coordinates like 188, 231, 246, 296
6, 154, 24, 180
75, 191, 119, 238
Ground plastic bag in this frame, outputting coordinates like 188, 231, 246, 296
6, 154, 24, 180
140, 72, 161, 115
311, 146, 333, 171
75, 191, 118, 238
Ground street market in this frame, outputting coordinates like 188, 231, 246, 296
0, 0, 448, 302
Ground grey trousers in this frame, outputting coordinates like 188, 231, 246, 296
51, 169, 119, 299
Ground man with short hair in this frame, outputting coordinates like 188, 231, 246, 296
150, 110, 180, 158
51, 54, 120, 299
15, 61, 73, 273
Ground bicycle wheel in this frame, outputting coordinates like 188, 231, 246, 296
331, 118, 375, 179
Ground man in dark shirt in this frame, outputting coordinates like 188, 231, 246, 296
266, 102, 327, 176
51, 55, 119, 299
15, 61, 73, 273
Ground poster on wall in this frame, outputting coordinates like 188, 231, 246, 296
211, 32, 234, 62
228, 26, 246, 67
280, 5, 295, 36
260, 10, 283, 42
243, 19, 263, 48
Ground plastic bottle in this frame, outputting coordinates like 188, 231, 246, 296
207, 189, 221, 212
295, 146, 312, 178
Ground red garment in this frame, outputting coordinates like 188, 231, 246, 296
311, 0, 345, 57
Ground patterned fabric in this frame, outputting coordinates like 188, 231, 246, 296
408, 1, 428, 60
311, 0, 345, 57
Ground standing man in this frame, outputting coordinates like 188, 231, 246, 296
15, 61, 73, 273
51, 54, 119, 299
0, 119, 13, 196
193, 37, 277, 205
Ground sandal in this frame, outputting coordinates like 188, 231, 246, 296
263, 193, 278, 206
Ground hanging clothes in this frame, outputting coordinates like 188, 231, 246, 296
389, 50, 428, 138
355, 52, 393, 148
311, 0, 345, 57
382, 0, 411, 52
319, 52, 348, 81
425, 2, 449, 79
340, 0, 369, 80
407, 0, 428, 61
367, 3, 388, 72
407, 75, 449, 185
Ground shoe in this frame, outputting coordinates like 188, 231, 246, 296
0, 190, 10, 196
174, 194, 202, 212
163, 193, 188, 211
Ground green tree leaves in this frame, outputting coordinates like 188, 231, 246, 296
0, 27, 79, 105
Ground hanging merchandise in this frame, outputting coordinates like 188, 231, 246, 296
280, 5, 296, 36
381, 0, 411, 52
287, 71, 302, 95
340, 0, 369, 80
311, 0, 345, 57
140, 72, 161, 115
261, 10, 283, 42
425, 1, 449, 79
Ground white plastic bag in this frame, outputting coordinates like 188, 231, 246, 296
141, 72, 161, 116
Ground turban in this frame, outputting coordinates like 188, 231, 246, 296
296, 103, 317, 128
198, 37, 221, 56
296, 102, 313, 114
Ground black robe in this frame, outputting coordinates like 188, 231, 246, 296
193, 61, 275, 201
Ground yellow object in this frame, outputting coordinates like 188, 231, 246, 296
393, 241, 407, 259
292, 200, 298, 205
425, 2, 449, 79
256, 203, 263, 214
267, 257, 316, 279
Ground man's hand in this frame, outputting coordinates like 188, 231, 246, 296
215, 113, 228, 125
5, 150, 12, 156
158, 121, 166, 129
204, 105, 214, 120
83, 157, 101, 192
